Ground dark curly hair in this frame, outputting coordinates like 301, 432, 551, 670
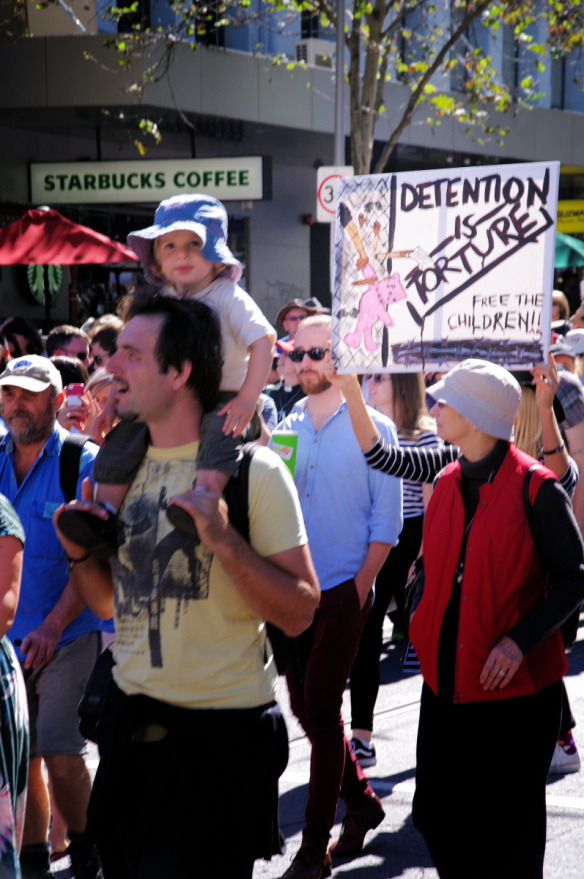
123, 290, 223, 413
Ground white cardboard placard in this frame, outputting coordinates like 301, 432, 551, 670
333, 162, 559, 372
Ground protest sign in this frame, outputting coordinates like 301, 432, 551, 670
332, 162, 559, 372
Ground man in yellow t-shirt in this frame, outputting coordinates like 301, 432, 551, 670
55, 293, 319, 879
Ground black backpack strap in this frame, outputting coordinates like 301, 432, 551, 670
522, 463, 552, 532
223, 442, 290, 673
59, 434, 90, 503
223, 442, 259, 541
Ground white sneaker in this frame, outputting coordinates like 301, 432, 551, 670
549, 731, 581, 775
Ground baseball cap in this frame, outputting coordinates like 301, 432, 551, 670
565, 330, 584, 356
0, 355, 63, 394
128, 194, 242, 285
550, 337, 578, 359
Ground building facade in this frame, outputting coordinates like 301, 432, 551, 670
1, 2, 584, 327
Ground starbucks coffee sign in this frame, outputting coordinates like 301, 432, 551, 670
30, 157, 267, 204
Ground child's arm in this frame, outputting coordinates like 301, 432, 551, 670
92, 383, 117, 439
218, 335, 274, 438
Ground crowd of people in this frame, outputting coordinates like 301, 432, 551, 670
0, 193, 582, 879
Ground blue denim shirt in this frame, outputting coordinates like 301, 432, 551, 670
281, 400, 403, 592
0, 424, 104, 650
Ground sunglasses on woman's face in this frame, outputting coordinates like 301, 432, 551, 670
288, 347, 330, 363
364, 374, 390, 383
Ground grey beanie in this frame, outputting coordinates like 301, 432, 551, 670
427, 359, 521, 441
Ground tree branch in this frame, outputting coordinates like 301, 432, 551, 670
372, 0, 495, 173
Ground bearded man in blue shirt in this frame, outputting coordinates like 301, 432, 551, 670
277, 316, 403, 879
0, 356, 102, 879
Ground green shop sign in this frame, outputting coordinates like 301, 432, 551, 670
30, 157, 268, 204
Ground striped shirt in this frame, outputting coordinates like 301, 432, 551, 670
364, 438, 579, 498
392, 431, 442, 518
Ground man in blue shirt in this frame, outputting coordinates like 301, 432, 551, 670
0, 355, 102, 879
277, 316, 402, 879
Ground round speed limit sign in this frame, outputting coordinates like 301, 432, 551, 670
316, 166, 353, 223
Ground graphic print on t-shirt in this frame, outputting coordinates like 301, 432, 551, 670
114, 461, 212, 668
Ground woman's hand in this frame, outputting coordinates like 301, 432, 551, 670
323, 359, 361, 397
82, 393, 109, 445
57, 396, 90, 432
530, 351, 559, 414
479, 635, 523, 691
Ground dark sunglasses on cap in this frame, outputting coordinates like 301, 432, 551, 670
288, 347, 330, 363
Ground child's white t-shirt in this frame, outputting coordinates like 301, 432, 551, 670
167, 278, 276, 392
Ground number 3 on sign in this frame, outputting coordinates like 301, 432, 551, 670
316, 166, 354, 224
322, 184, 335, 205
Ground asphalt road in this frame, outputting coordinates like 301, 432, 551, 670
52, 617, 584, 878
255, 618, 584, 879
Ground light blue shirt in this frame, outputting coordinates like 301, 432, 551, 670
0, 424, 104, 649
281, 400, 403, 592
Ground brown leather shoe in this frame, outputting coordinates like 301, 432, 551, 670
279, 844, 332, 878
329, 793, 385, 858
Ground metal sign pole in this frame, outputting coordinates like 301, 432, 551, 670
331, 0, 345, 295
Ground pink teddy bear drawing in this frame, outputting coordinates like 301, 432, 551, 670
344, 263, 407, 352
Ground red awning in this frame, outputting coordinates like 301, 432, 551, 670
0, 208, 138, 265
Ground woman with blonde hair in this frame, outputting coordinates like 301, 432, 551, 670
349, 371, 441, 767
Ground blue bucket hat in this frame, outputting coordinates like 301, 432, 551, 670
127, 194, 242, 285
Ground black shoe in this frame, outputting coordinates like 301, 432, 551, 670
350, 737, 377, 768
20, 843, 52, 878
68, 833, 102, 879
165, 503, 200, 545
57, 506, 120, 558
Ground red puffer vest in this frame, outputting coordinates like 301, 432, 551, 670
410, 444, 567, 704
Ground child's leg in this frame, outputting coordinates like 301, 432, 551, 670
94, 483, 129, 514
193, 402, 262, 495
166, 397, 244, 543
57, 422, 148, 557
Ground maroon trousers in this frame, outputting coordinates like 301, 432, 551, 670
286, 578, 375, 851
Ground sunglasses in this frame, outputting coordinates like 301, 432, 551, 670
288, 347, 330, 363
92, 354, 107, 367
364, 374, 390, 383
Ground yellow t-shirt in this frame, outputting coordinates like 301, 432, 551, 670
112, 442, 306, 708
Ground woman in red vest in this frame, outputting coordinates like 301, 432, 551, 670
408, 359, 584, 879
326, 356, 584, 876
